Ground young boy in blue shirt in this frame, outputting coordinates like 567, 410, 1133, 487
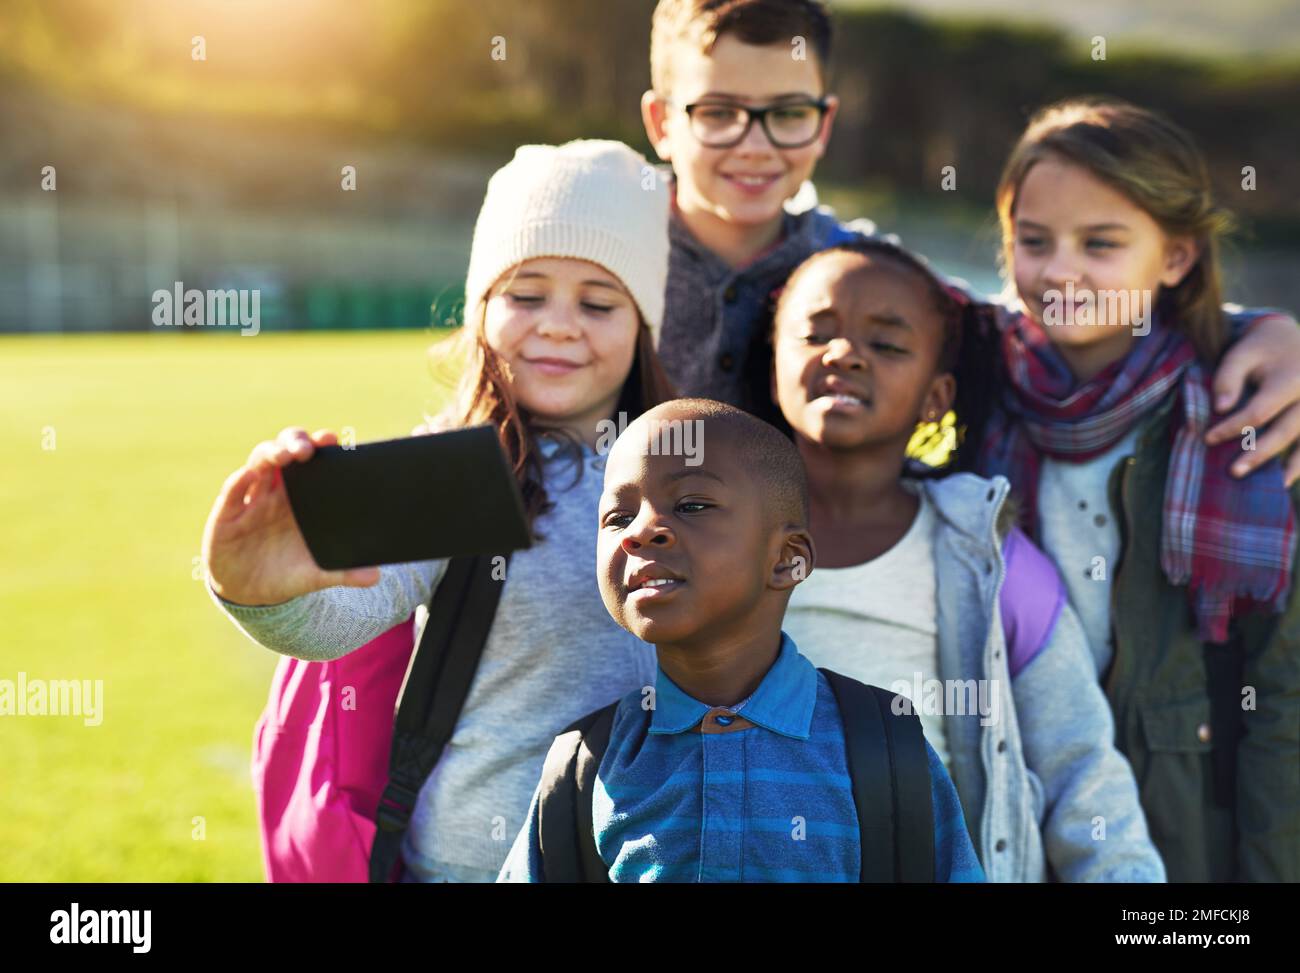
498, 399, 984, 882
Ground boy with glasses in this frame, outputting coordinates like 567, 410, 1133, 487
643, 0, 879, 410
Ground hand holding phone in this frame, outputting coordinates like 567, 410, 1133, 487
202, 427, 365, 607
202, 425, 531, 607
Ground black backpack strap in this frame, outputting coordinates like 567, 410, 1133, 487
820, 669, 935, 883
537, 702, 617, 883
869, 683, 935, 883
369, 553, 506, 883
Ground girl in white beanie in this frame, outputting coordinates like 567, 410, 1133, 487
444, 138, 676, 511
204, 140, 675, 882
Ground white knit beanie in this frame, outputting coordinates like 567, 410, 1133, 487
463, 139, 670, 335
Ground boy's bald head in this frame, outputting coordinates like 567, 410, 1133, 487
615, 398, 808, 530
601, 398, 813, 648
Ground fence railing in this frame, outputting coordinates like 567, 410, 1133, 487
0, 194, 473, 332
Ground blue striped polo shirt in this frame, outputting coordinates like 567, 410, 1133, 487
499, 633, 984, 882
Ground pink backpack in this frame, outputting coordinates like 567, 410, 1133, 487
250, 554, 507, 883
251, 617, 416, 883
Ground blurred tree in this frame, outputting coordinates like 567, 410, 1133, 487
0, 0, 1295, 226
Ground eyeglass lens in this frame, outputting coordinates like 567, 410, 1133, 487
689, 103, 822, 147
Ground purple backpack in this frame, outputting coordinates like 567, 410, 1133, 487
1000, 526, 1067, 677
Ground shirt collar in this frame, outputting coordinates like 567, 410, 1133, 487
649, 632, 817, 739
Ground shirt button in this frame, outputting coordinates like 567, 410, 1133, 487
1078, 500, 1088, 510
1094, 514, 1108, 527
995, 839, 1007, 852
715, 713, 734, 726
997, 739, 1007, 753
1197, 722, 1212, 744
724, 286, 738, 303
719, 352, 735, 372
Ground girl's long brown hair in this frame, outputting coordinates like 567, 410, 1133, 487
995, 97, 1234, 363
428, 297, 677, 538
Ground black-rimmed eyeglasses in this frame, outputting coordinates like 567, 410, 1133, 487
671, 98, 830, 149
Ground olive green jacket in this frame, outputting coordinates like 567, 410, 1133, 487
1105, 393, 1300, 882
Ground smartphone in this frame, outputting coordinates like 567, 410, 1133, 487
280, 426, 531, 570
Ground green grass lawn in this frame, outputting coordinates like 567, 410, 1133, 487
0, 330, 453, 881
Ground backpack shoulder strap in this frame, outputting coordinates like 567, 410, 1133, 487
537, 701, 617, 883
369, 553, 506, 883
820, 668, 935, 883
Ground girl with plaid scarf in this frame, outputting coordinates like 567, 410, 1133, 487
977, 98, 1300, 881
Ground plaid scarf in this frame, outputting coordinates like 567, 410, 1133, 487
979, 312, 1295, 643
